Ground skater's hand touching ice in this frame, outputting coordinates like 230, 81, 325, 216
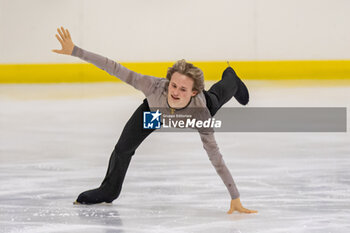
52, 26, 75, 55
227, 198, 257, 214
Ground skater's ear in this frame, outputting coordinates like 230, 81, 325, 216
191, 89, 198, 96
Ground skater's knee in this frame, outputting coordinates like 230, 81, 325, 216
114, 145, 135, 158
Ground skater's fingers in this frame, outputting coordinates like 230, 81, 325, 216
240, 207, 257, 214
238, 208, 250, 214
57, 28, 65, 41
66, 29, 71, 39
244, 209, 257, 213
55, 34, 64, 46
227, 208, 234, 214
61, 26, 68, 38
52, 49, 63, 54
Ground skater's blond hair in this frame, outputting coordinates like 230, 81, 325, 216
166, 59, 204, 93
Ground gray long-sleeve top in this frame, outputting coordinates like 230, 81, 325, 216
71, 46, 240, 199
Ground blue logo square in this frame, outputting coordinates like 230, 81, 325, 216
143, 110, 161, 129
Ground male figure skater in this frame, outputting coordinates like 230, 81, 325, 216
53, 27, 257, 214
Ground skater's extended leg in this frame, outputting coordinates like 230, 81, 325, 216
204, 66, 249, 116
76, 99, 155, 204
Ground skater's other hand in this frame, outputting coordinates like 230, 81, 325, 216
52, 26, 75, 55
227, 198, 258, 214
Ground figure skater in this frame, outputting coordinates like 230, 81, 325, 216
53, 27, 257, 214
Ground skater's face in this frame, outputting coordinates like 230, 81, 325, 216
168, 72, 198, 109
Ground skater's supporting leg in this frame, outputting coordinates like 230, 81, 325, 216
204, 67, 249, 116
76, 99, 155, 204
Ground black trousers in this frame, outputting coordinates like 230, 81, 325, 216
76, 68, 238, 204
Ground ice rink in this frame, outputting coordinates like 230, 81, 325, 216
0, 81, 349, 233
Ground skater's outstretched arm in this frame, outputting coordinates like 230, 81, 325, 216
52, 26, 161, 97
199, 132, 257, 214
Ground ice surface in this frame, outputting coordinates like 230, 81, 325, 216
0, 82, 349, 233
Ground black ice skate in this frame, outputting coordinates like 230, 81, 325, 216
74, 152, 132, 205
222, 66, 249, 105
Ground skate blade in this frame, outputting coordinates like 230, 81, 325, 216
73, 201, 113, 206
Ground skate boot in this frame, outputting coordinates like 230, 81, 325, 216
74, 153, 132, 205
222, 66, 249, 105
